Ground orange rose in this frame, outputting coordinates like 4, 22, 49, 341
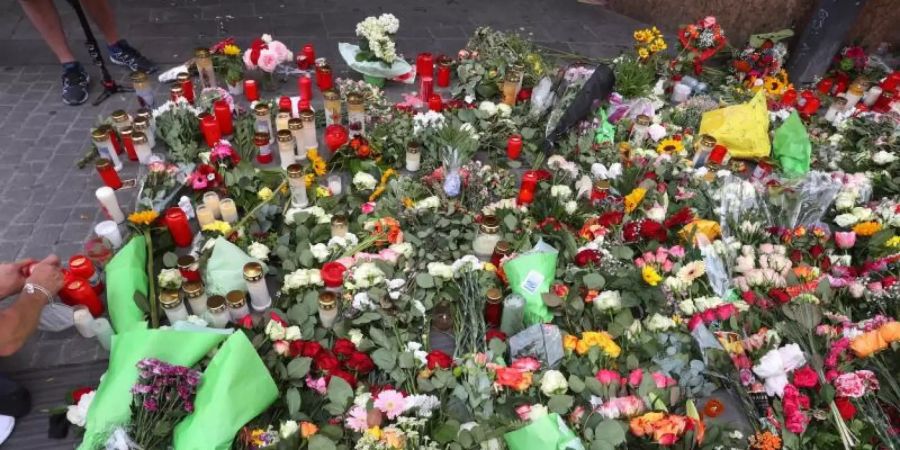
879, 321, 900, 343
629, 412, 665, 437
494, 367, 533, 391
300, 421, 318, 438
652, 416, 688, 445
563, 334, 579, 352
849, 330, 886, 358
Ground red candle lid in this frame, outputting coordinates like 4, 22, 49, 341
508, 134, 522, 144
166, 207, 187, 221
278, 96, 292, 112
68, 255, 95, 278
321, 262, 346, 288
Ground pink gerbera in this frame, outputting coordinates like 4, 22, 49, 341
373, 389, 408, 419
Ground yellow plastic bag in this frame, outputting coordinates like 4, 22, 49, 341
699, 91, 771, 160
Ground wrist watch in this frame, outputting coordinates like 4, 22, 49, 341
24, 282, 55, 304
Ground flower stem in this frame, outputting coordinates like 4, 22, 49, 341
145, 229, 159, 328
232, 179, 288, 233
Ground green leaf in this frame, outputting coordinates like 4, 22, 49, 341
287, 357, 312, 379
399, 352, 417, 369
416, 273, 435, 289
372, 348, 397, 371
503, 214, 518, 230
568, 375, 585, 394
308, 435, 336, 450
594, 420, 626, 446
583, 273, 605, 289
326, 376, 353, 412
286, 387, 301, 416
610, 245, 634, 260
584, 377, 604, 396
548, 395, 574, 414
434, 420, 461, 444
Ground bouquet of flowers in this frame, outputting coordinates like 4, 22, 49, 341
354, 13, 400, 66
672, 16, 727, 76
210, 37, 244, 90
123, 359, 200, 449
243, 34, 293, 73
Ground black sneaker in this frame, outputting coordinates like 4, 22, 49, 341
62, 67, 90, 106
109, 42, 158, 74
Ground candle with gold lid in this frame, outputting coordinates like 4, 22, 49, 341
194, 47, 217, 89
406, 141, 421, 172
253, 103, 273, 138
275, 111, 291, 133
110, 110, 132, 133
243, 262, 271, 311
176, 71, 194, 104
323, 90, 341, 126
501, 71, 521, 106
299, 108, 317, 152
170, 85, 185, 102
473, 215, 501, 260
288, 118, 305, 161
225, 290, 249, 321
159, 289, 188, 323
330, 214, 348, 238
133, 116, 155, 148
91, 128, 122, 171
277, 129, 296, 169
347, 93, 365, 137
286, 164, 309, 208
484, 287, 503, 328
132, 131, 152, 164
206, 295, 230, 328
318, 291, 338, 328
119, 126, 138, 161
255, 131, 273, 165
182, 280, 207, 315
130, 71, 154, 108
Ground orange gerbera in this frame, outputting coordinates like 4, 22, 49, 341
852, 221, 882, 237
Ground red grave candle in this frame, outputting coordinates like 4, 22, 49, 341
121, 130, 138, 161
200, 114, 221, 148
420, 75, 433, 101
177, 255, 201, 282
298, 75, 313, 103
214, 100, 234, 136
69, 254, 104, 295
299, 98, 310, 111
61, 279, 104, 317
322, 262, 346, 289
316, 64, 334, 92
165, 207, 193, 247
873, 90, 895, 112
428, 94, 443, 112
180, 77, 195, 104
299, 44, 315, 70
506, 134, 523, 160
244, 79, 260, 102
484, 288, 503, 328
278, 96, 292, 113
517, 171, 539, 205
106, 127, 123, 155
417, 52, 434, 78
95, 158, 123, 189
436, 56, 452, 87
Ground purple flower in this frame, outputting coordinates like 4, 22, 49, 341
143, 398, 158, 411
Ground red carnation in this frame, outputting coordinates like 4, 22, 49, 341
639, 220, 668, 242
623, 221, 640, 242
663, 207, 694, 229
486, 329, 507, 343
574, 249, 601, 267
301, 341, 323, 359
834, 397, 856, 420
426, 350, 453, 370
328, 369, 357, 388
597, 211, 624, 227
316, 350, 340, 372
792, 365, 819, 389
346, 351, 375, 374
333, 338, 357, 359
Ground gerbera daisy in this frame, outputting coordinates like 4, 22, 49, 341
763, 76, 783, 95
656, 138, 684, 154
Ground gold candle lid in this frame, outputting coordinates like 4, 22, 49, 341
130, 71, 148, 82
318, 63, 332, 73
132, 131, 148, 145
177, 254, 196, 268
438, 55, 453, 67
347, 93, 363, 105
254, 103, 271, 116
636, 114, 651, 126
194, 47, 211, 58
170, 86, 184, 96
594, 179, 611, 190
299, 109, 315, 121
494, 240, 511, 256
135, 108, 151, 120
120, 126, 134, 137
286, 164, 304, 178
183, 280, 205, 298
159, 290, 182, 309
243, 262, 264, 282
176, 72, 190, 82
288, 118, 303, 130
319, 291, 337, 310
277, 129, 294, 143
480, 215, 500, 234
207, 295, 227, 313
225, 290, 246, 308
91, 128, 110, 142
698, 134, 717, 148
111, 110, 129, 122
133, 116, 149, 129
331, 214, 348, 226
406, 141, 420, 153
486, 287, 502, 304
504, 70, 523, 83
323, 90, 339, 101
832, 97, 848, 107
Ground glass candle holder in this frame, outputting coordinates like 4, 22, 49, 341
330, 214, 348, 238
244, 79, 259, 102
286, 164, 309, 208
301, 44, 315, 69
165, 207, 193, 248
95, 187, 125, 224
347, 93, 366, 137
277, 130, 296, 169
316, 63, 334, 92
91, 128, 122, 171
473, 215, 501, 261
214, 99, 233, 135
94, 220, 123, 248
194, 47, 217, 89
182, 280, 207, 315
491, 240, 511, 268
110, 109, 132, 133
692, 134, 717, 167
225, 290, 249, 321
243, 262, 271, 311
318, 291, 338, 328
275, 111, 291, 133
69, 254, 102, 294
873, 90, 894, 112
203, 191, 221, 219
506, 134, 523, 160
219, 198, 239, 224
288, 118, 306, 161
500, 293, 525, 335
844, 80, 865, 109
133, 117, 155, 148
207, 295, 230, 328
201, 113, 221, 148
629, 114, 651, 147
177, 72, 194, 104
300, 109, 317, 152
178, 255, 201, 282
323, 90, 341, 126
84, 236, 114, 268
255, 131, 273, 164
419, 75, 434, 102
405, 142, 421, 172
417, 52, 434, 78
298, 75, 312, 103
63, 279, 104, 317
95, 158, 123, 189
253, 103, 273, 138
160, 289, 188, 323
195, 204, 215, 227
484, 287, 503, 328
431, 302, 454, 331
501, 71, 521, 106
130, 71, 154, 108
120, 126, 138, 161
132, 131, 152, 164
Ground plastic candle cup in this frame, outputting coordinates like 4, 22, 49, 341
219, 198, 239, 224
225, 290, 250, 321
202, 191, 221, 219
95, 158, 123, 189
286, 164, 309, 208
277, 130, 296, 169
94, 220, 123, 249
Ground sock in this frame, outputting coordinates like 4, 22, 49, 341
61, 61, 82, 74
107, 39, 129, 53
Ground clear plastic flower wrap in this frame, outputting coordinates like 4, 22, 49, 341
508, 323, 564, 369
135, 157, 193, 213
717, 175, 762, 239
441, 146, 462, 198
696, 234, 731, 299
765, 171, 843, 229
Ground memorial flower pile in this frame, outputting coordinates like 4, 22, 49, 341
69, 13, 900, 450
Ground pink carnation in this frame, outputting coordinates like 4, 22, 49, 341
595, 369, 622, 385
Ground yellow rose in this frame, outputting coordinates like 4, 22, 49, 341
642, 266, 662, 286
257, 187, 274, 201
563, 334, 579, 352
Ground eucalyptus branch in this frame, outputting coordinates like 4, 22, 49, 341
232, 179, 288, 232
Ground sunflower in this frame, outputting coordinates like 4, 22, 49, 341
656, 138, 684, 154
763, 76, 784, 95
128, 210, 159, 226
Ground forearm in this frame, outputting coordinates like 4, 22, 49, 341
0, 293, 48, 356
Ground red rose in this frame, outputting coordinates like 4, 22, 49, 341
687, 315, 703, 331
834, 397, 856, 420
574, 249, 601, 267
426, 350, 453, 370
332, 338, 357, 359
639, 220, 667, 242
715, 303, 736, 321
486, 329, 507, 342
316, 350, 340, 372
302, 341, 323, 359
768, 288, 790, 304
792, 365, 819, 389
790, 249, 803, 263
346, 351, 375, 374
810, 244, 824, 259
328, 369, 357, 388
741, 290, 756, 304
701, 308, 716, 324
237, 315, 254, 329
289, 340, 305, 358
663, 207, 694, 229
597, 211, 624, 227
72, 387, 93, 404
820, 256, 831, 272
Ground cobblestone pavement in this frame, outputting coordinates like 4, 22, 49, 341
0, 0, 644, 447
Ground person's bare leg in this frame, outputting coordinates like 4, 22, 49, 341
79, 0, 121, 45
17, 0, 77, 63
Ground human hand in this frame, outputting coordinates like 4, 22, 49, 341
26, 255, 65, 298
0, 259, 35, 298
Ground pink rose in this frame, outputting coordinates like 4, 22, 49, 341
361, 202, 376, 214
273, 340, 290, 355
377, 249, 399, 264
701, 16, 717, 28
242, 49, 257, 70
715, 304, 736, 321
305, 375, 327, 394
257, 51, 279, 73
510, 357, 541, 371
595, 369, 622, 385
687, 314, 703, 331
611, 395, 644, 417
651, 372, 676, 388
834, 231, 857, 249
627, 369, 644, 387
514, 404, 532, 421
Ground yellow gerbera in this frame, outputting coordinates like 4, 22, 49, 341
624, 187, 647, 213
128, 210, 159, 226
223, 44, 241, 56
656, 138, 684, 154
637, 47, 650, 59
642, 266, 662, 286
852, 221, 882, 237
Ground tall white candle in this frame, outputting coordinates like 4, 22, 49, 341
95, 186, 125, 223
202, 191, 221, 219
73, 306, 96, 338
195, 205, 215, 227
244, 262, 271, 312
94, 220, 123, 249
863, 86, 883, 107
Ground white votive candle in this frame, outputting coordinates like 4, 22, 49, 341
195, 204, 215, 227
202, 191, 221, 219
94, 220, 123, 249
95, 186, 125, 223
219, 198, 238, 224
243, 262, 271, 311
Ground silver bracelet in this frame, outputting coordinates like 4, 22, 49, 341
23, 282, 55, 304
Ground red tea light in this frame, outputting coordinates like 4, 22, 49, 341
244, 79, 259, 102
436, 56, 452, 88
428, 94, 443, 112
297, 44, 315, 70
95, 158, 123, 189
506, 134, 523, 160
177, 72, 195, 104
61, 279, 104, 317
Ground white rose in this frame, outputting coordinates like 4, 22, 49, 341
834, 213, 859, 227
550, 185, 572, 199
66, 390, 95, 427
157, 268, 184, 289
265, 320, 286, 341
284, 326, 302, 341
310, 243, 330, 262
279, 420, 299, 439
528, 404, 549, 421
678, 299, 696, 315
478, 101, 498, 116
540, 370, 568, 396
427, 262, 454, 279
348, 328, 364, 346
594, 290, 622, 311
834, 192, 856, 210
353, 172, 378, 191
872, 150, 897, 165
247, 242, 271, 261
851, 207, 873, 221
564, 200, 578, 214
645, 313, 675, 331
496, 103, 512, 117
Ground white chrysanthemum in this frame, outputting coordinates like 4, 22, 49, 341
157, 268, 184, 289
427, 262, 454, 279
412, 111, 446, 134
247, 241, 270, 261
351, 262, 385, 289
451, 255, 482, 274
353, 172, 378, 191
478, 101, 498, 116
